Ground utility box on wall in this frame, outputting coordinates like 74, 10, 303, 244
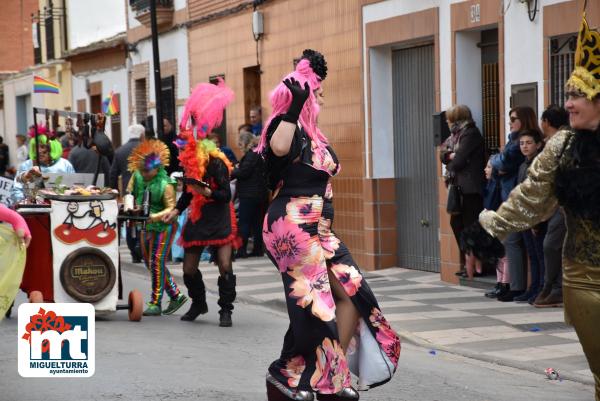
510, 82, 538, 116
433, 111, 451, 146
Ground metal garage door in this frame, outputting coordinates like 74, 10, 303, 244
392, 45, 440, 272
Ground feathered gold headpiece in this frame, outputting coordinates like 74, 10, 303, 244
567, 12, 600, 100
128, 139, 170, 172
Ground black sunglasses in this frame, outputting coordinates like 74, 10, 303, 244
509, 116, 519, 123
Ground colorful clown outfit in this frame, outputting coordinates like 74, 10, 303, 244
127, 139, 187, 316
259, 50, 400, 401
174, 79, 240, 327
461, 12, 600, 400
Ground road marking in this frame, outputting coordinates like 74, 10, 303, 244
370, 284, 443, 292
236, 281, 284, 292
489, 311, 565, 325
388, 291, 482, 301
385, 310, 478, 322
413, 325, 541, 345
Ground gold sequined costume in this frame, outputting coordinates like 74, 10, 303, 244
478, 10, 600, 400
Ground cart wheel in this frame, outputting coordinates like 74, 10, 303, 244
29, 291, 44, 303
128, 290, 143, 322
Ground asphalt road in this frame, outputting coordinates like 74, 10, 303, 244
0, 269, 594, 401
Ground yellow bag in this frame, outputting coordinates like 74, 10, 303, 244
0, 223, 26, 321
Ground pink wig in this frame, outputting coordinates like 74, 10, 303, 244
27, 124, 49, 138
256, 59, 328, 153
179, 77, 234, 138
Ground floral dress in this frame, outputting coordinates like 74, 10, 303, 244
262, 117, 401, 394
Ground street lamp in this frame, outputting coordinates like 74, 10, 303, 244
150, 0, 164, 140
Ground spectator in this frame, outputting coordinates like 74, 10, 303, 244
110, 124, 145, 264
207, 132, 238, 165
0, 137, 9, 176
492, 106, 538, 302
162, 117, 180, 175
232, 132, 267, 258
11, 135, 75, 204
534, 105, 569, 308
440, 104, 485, 278
514, 129, 546, 304
249, 105, 262, 136
482, 156, 510, 298
540, 104, 570, 141
238, 123, 253, 136
68, 138, 111, 186
170, 172, 187, 263
15, 134, 28, 167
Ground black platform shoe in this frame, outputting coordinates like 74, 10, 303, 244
266, 373, 314, 401
317, 387, 359, 400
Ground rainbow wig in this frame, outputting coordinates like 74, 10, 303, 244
128, 139, 170, 172
179, 77, 234, 138
256, 57, 328, 154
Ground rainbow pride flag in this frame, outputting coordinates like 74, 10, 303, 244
33, 75, 59, 94
102, 91, 119, 116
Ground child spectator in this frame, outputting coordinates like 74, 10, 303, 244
513, 129, 546, 304
482, 157, 510, 298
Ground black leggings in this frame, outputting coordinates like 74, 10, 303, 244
182, 245, 233, 276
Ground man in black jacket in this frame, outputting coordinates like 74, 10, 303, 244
68, 141, 111, 185
162, 118, 180, 175
110, 124, 145, 263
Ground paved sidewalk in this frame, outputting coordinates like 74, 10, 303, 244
122, 248, 593, 386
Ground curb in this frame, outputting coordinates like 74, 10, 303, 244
120, 261, 594, 387
395, 329, 595, 386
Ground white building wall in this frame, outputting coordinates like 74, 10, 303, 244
66, 0, 127, 50
2, 74, 40, 169
363, 0, 575, 178
72, 68, 130, 142
455, 30, 482, 129
130, 28, 190, 126
363, 0, 463, 178
503, 0, 570, 139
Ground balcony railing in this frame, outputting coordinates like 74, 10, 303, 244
130, 0, 174, 28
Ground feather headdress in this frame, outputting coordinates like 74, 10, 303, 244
128, 139, 170, 172
177, 129, 233, 223
179, 77, 234, 138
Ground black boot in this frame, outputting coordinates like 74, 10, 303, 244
181, 270, 208, 321
217, 273, 236, 327
495, 283, 510, 298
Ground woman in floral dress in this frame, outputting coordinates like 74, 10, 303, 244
258, 49, 400, 401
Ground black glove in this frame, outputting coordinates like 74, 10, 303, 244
281, 77, 310, 124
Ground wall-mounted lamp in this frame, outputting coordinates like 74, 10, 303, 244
252, 10, 264, 41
